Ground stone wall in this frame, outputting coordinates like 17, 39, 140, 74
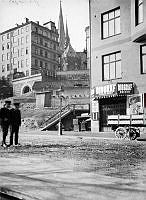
13, 74, 42, 96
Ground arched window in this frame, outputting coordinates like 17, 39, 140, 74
22, 86, 31, 94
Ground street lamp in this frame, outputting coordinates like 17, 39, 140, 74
56, 86, 64, 135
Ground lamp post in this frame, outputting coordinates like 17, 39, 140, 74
56, 86, 64, 135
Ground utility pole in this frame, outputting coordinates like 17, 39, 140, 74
56, 86, 64, 135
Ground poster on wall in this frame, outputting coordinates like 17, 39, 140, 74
128, 94, 144, 114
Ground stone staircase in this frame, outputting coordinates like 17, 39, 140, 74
41, 105, 74, 131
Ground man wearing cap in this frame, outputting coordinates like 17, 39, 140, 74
0, 100, 11, 147
9, 102, 21, 147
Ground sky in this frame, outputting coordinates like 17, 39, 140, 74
0, 0, 89, 51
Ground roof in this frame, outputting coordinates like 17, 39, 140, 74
0, 20, 58, 36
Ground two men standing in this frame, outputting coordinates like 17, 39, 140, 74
0, 100, 21, 147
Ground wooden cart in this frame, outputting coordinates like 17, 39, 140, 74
107, 114, 146, 140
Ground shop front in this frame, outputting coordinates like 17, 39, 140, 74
91, 82, 134, 132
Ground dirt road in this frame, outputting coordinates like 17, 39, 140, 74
0, 131, 146, 200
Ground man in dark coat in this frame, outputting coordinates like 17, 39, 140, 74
9, 102, 21, 146
0, 100, 11, 147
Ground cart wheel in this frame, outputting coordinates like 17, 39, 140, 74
115, 127, 127, 139
129, 128, 137, 140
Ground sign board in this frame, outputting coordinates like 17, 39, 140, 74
92, 100, 99, 112
91, 82, 134, 98
117, 82, 134, 95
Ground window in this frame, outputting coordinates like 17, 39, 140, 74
2, 35, 5, 41
45, 51, 48, 58
2, 54, 5, 61
21, 37, 24, 44
7, 64, 10, 71
39, 29, 43, 35
40, 61, 43, 67
13, 37, 17, 43
21, 28, 24, 34
35, 48, 38, 55
53, 44, 56, 50
35, 59, 38, 66
21, 60, 24, 68
7, 43, 10, 49
26, 26, 29, 32
40, 38, 43, 45
45, 42, 48, 47
13, 57, 17, 65
135, 0, 143, 25
13, 68, 17, 73
43, 31, 48, 37
34, 36, 38, 43
6, 53, 9, 61
102, 51, 121, 81
26, 70, 29, 76
102, 7, 120, 39
26, 47, 28, 54
13, 47, 17, 53
141, 45, 146, 74
7, 34, 10, 39
2, 45, 4, 50
26, 35, 29, 43
13, 30, 17, 37
21, 48, 24, 56
2, 65, 5, 72
35, 27, 38, 32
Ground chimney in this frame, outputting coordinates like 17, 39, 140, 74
26, 18, 29, 23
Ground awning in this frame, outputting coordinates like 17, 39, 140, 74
93, 94, 127, 100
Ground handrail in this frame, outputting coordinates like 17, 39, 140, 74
41, 103, 89, 127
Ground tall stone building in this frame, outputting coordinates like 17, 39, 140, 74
90, 0, 146, 132
0, 18, 59, 95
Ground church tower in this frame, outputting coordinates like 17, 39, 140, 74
58, 1, 87, 72
58, 1, 65, 52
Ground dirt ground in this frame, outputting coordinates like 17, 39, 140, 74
0, 130, 146, 200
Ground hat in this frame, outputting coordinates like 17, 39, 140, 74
5, 100, 11, 104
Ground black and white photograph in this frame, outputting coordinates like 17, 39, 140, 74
0, 0, 146, 199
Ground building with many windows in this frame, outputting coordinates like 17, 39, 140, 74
0, 18, 59, 95
89, 0, 146, 132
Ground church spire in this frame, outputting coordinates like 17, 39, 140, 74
65, 19, 70, 49
58, 0, 65, 51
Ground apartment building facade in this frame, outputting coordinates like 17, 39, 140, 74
0, 19, 59, 95
90, 0, 146, 132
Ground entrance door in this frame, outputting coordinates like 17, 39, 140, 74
44, 92, 51, 107
99, 97, 126, 132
